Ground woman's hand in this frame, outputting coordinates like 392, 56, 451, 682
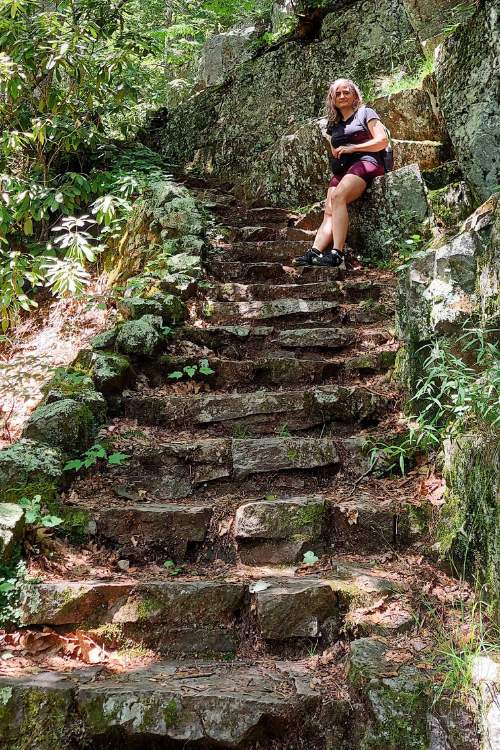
331, 144, 355, 158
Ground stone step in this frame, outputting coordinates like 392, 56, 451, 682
206, 258, 344, 283
214, 240, 311, 263
209, 279, 383, 303
234, 492, 409, 564
86, 487, 410, 561
123, 384, 393, 433
235, 496, 326, 564
81, 437, 349, 505
159, 348, 396, 387
393, 138, 448, 172
222, 225, 315, 242
20, 566, 402, 648
179, 324, 392, 356
193, 298, 390, 326
212, 205, 297, 226
95, 503, 213, 560
0, 661, 320, 748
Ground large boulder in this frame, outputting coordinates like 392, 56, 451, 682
371, 80, 448, 142
349, 164, 431, 263
435, 0, 500, 202
197, 22, 264, 89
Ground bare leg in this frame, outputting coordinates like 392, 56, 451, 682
312, 187, 336, 252
330, 174, 367, 251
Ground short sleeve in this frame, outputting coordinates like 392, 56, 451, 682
362, 106, 380, 125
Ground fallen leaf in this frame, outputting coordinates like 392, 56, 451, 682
346, 508, 359, 525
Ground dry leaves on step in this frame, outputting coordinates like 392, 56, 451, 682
170, 381, 206, 395
218, 517, 233, 536
344, 508, 359, 525
0, 629, 108, 663
419, 472, 446, 507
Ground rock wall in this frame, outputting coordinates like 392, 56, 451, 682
435, 0, 500, 203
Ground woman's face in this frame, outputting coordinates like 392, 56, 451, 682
334, 85, 355, 107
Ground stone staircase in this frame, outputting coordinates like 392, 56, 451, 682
0, 186, 456, 749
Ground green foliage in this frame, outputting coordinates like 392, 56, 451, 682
369, 324, 500, 474
163, 559, 182, 576
374, 55, 435, 97
167, 358, 215, 381
0, 558, 36, 626
17, 494, 62, 528
302, 550, 319, 565
64, 443, 129, 472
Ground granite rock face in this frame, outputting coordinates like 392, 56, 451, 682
396, 195, 499, 360
371, 82, 448, 143
435, 0, 500, 202
402, 0, 461, 41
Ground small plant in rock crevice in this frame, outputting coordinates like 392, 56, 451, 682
163, 559, 182, 576
64, 443, 130, 473
167, 359, 214, 381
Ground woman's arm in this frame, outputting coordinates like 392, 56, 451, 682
332, 119, 388, 158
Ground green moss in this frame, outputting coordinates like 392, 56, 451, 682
0, 686, 71, 750
350, 639, 430, 750
136, 595, 163, 620
163, 699, 178, 728
2, 480, 58, 504
88, 622, 124, 642
0, 440, 64, 503
436, 429, 499, 601
290, 503, 324, 533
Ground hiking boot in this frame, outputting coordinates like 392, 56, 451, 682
293, 248, 321, 266
312, 249, 345, 269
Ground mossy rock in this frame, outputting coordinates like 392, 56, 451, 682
43, 376, 107, 424
119, 294, 186, 325
23, 400, 99, 454
0, 503, 25, 562
91, 328, 117, 350
0, 439, 64, 503
115, 314, 164, 357
349, 638, 430, 750
437, 429, 499, 602
0, 683, 73, 750
73, 349, 132, 395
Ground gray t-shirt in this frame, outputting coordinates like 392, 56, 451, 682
326, 106, 383, 172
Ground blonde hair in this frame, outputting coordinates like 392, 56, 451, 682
326, 78, 364, 125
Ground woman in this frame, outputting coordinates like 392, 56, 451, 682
295, 78, 388, 268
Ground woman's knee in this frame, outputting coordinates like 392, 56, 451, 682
331, 188, 347, 206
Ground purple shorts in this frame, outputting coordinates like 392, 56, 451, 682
329, 159, 384, 188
